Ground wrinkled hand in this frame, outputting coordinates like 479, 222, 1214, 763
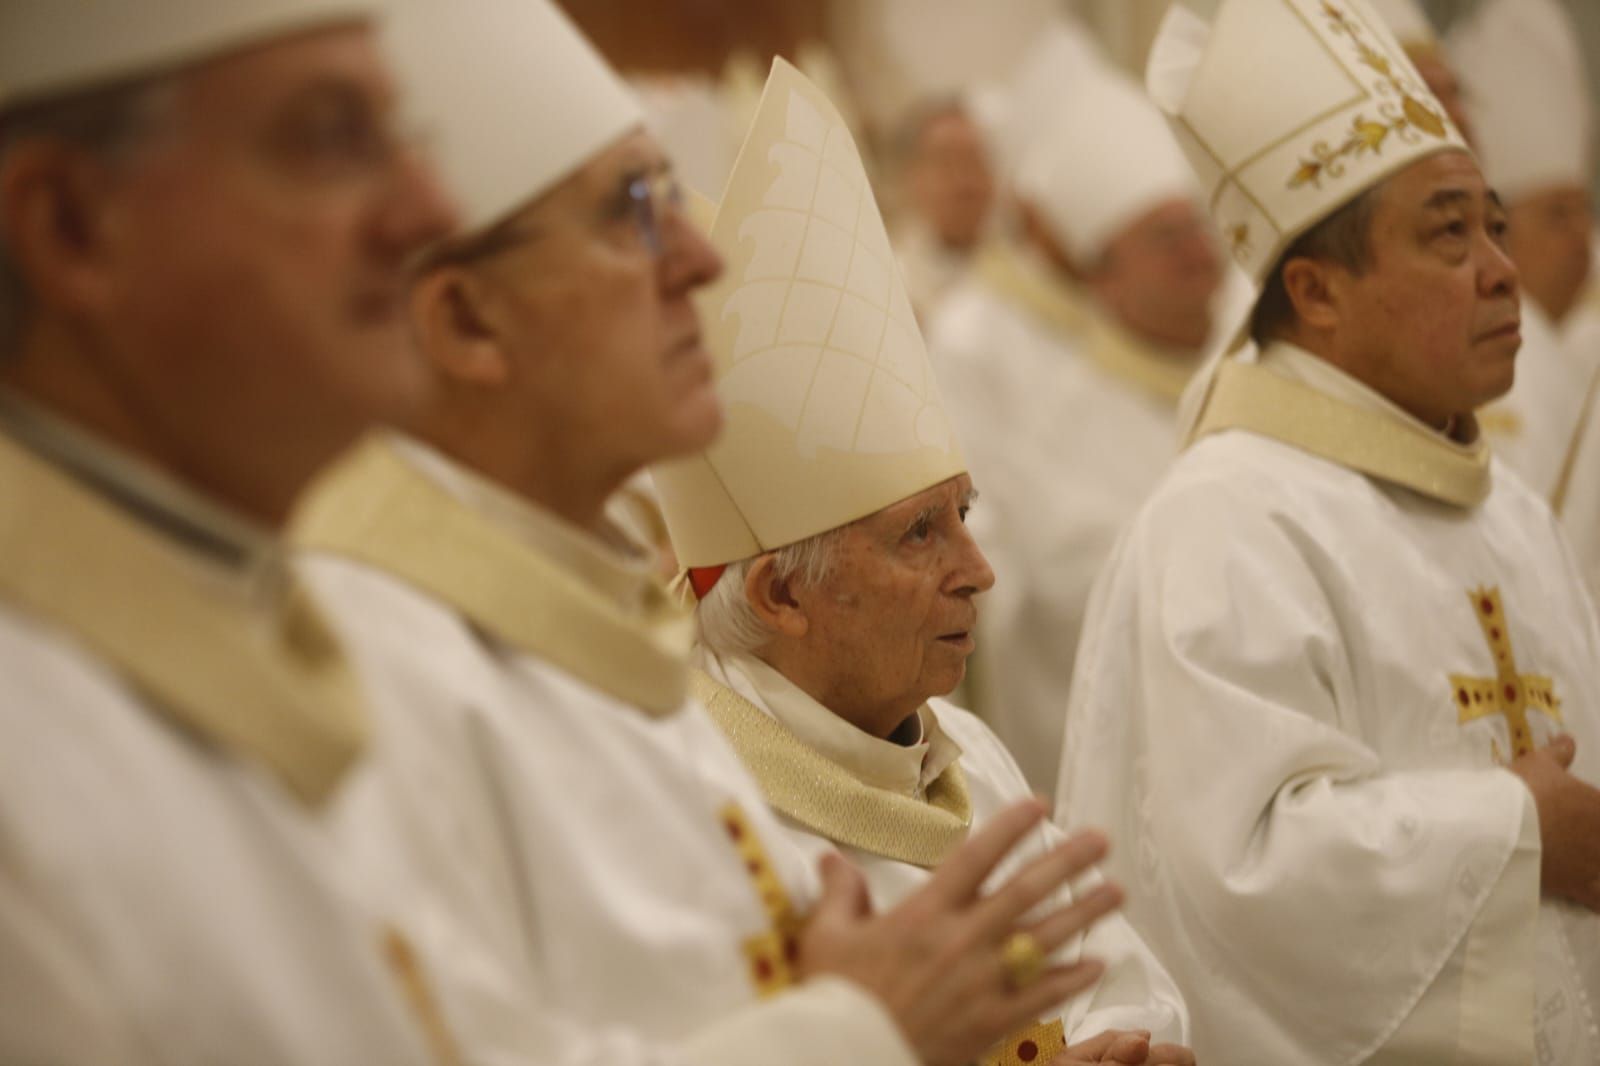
1510, 735, 1600, 911
796, 799, 1122, 1066
1050, 1028, 1197, 1064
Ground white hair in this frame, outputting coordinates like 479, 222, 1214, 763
695, 526, 844, 657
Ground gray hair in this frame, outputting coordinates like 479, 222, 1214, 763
695, 526, 845, 657
0, 76, 173, 359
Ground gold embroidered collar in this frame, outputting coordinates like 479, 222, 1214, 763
976, 243, 1091, 344
1080, 312, 1198, 407
977, 245, 1194, 405
690, 669, 972, 868
289, 434, 694, 717
1194, 353, 1491, 508
0, 427, 367, 808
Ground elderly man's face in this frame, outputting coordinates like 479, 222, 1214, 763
1506, 185, 1593, 325
907, 110, 995, 251
786, 474, 994, 739
1328, 150, 1520, 426
71, 25, 458, 520
1089, 198, 1222, 353
464, 130, 725, 479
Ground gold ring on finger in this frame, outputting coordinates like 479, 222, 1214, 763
1000, 930, 1045, 991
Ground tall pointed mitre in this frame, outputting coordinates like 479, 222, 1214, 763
1015, 61, 1200, 266
1449, 0, 1594, 204
652, 59, 965, 574
0, 0, 375, 110
1149, 0, 1468, 297
383, 0, 643, 234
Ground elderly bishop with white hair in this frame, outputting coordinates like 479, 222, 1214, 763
1058, 0, 1600, 1063
655, 58, 1194, 1066
289, 4, 1127, 1065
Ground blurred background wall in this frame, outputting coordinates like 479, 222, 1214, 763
554, 0, 1600, 203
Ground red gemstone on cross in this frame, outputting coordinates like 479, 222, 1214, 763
724, 818, 743, 841
1017, 1040, 1039, 1062
1504, 683, 1517, 701
754, 956, 773, 981
1480, 597, 1494, 615
1457, 688, 1469, 706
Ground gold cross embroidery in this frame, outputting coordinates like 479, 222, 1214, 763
983, 1018, 1066, 1066
719, 802, 802, 998
1448, 587, 1563, 759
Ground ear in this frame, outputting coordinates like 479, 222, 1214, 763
744, 553, 809, 639
408, 266, 512, 387
1281, 256, 1342, 332
0, 142, 123, 320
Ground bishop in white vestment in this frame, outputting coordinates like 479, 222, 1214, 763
0, 4, 465, 1062
1060, 2, 1600, 1062
928, 60, 1221, 796
653, 57, 1194, 1066
1452, 0, 1600, 502
296, 12, 1116, 1065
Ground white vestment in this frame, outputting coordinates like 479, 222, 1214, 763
1482, 300, 1593, 502
1058, 343, 1600, 1065
291, 435, 919, 1066
1549, 282, 1600, 601
0, 401, 445, 1066
928, 245, 1191, 796
895, 221, 980, 324
692, 648, 1189, 1064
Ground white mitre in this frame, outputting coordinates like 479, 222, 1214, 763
384, 0, 643, 234
1150, 0, 1466, 294
996, 17, 1107, 183
651, 59, 965, 581
1449, 0, 1594, 203
1015, 62, 1200, 266
0, 0, 375, 110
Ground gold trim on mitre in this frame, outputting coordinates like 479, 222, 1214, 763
0, 430, 367, 808
1150, 0, 1467, 286
290, 435, 694, 718
690, 670, 972, 867
1194, 359, 1490, 507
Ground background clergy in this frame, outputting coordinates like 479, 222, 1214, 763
0, 2, 464, 1062
928, 57, 1222, 796
1450, 0, 1599, 502
653, 56, 1192, 1066
1058, 1, 1600, 1063
291, 6, 1122, 1064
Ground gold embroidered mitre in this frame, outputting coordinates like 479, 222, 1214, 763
1149, 0, 1467, 291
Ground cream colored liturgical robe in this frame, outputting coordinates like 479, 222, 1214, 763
0, 397, 450, 1066
929, 244, 1191, 796
290, 434, 920, 1066
692, 648, 1189, 1065
1059, 344, 1600, 1065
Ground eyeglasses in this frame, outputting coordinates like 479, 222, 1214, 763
613, 169, 686, 257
